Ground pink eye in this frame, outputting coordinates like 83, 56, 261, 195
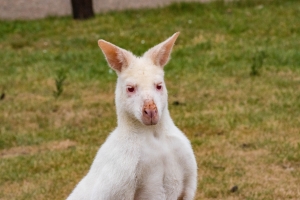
127, 86, 135, 93
156, 84, 162, 90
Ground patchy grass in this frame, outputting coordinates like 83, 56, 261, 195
0, 0, 300, 199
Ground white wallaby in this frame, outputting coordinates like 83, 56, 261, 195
67, 32, 197, 200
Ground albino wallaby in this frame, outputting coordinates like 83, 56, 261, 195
67, 32, 197, 200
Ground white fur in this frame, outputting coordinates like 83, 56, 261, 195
67, 32, 197, 200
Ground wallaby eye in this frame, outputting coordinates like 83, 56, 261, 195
127, 86, 135, 93
156, 84, 162, 90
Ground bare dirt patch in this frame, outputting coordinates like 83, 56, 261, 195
0, 139, 76, 159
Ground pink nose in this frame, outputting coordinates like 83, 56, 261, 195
142, 100, 158, 125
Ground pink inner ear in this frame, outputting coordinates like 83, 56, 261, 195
159, 33, 179, 66
158, 47, 170, 67
144, 32, 180, 68
98, 40, 127, 72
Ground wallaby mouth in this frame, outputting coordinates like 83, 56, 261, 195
142, 100, 159, 125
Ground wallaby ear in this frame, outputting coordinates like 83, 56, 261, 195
98, 40, 133, 72
143, 32, 180, 68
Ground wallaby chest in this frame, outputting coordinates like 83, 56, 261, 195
134, 133, 185, 198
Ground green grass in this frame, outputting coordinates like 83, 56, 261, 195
1, 0, 300, 199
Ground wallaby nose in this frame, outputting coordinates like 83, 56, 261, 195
142, 100, 158, 125
143, 108, 157, 119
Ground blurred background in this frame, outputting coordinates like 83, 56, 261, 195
0, 0, 211, 20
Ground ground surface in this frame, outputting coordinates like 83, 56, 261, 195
0, 0, 210, 20
0, 0, 300, 199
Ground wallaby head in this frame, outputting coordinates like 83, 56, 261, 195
98, 32, 179, 126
